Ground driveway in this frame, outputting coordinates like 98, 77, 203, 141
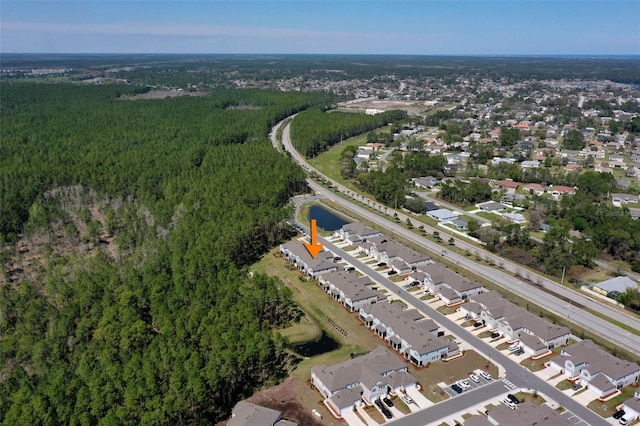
342, 408, 367, 426
405, 388, 433, 409
356, 405, 379, 425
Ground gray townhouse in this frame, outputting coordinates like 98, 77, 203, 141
279, 240, 339, 279
227, 401, 297, 426
548, 340, 640, 399
410, 263, 485, 303
358, 236, 431, 272
338, 222, 382, 246
311, 346, 418, 418
318, 270, 383, 312
359, 302, 459, 366
470, 292, 570, 355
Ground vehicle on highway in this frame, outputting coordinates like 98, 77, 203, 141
480, 371, 493, 380
507, 394, 520, 405
451, 383, 463, 393
613, 410, 625, 420
571, 383, 583, 391
383, 397, 394, 407
401, 394, 413, 405
502, 398, 517, 409
469, 374, 480, 383
381, 406, 393, 419
514, 349, 525, 356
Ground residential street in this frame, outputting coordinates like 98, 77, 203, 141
295, 226, 605, 426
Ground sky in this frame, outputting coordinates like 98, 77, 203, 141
1, 1, 639, 55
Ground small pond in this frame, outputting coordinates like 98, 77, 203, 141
289, 330, 340, 357
309, 205, 349, 231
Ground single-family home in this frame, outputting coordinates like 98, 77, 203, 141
476, 201, 508, 212
612, 193, 639, 207
311, 346, 418, 418
520, 160, 540, 169
413, 176, 440, 189
592, 276, 638, 299
503, 212, 527, 224
495, 180, 520, 194
523, 183, 545, 196
549, 185, 576, 199
427, 208, 459, 222
548, 340, 640, 398
228, 401, 298, 426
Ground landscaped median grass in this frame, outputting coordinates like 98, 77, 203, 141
514, 391, 546, 405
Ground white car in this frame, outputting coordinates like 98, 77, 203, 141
469, 374, 480, 383
480, 371, 493, 380
457, 380, 471, 390
401, 394, 414, 405
508, 344, 520, 352
502, 398, 517, 409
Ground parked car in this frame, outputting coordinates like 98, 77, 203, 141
508, 344, 520, 352
620, 413, 633, 425
377, 262, 387, 267
469, 374, 480, 383
514, 349, 525, 356
613, 410, 625, 420
457, 380, 471, 390
480, 371, 493, 380
473, 321, 483, 327
387, 270, 397, 276
383, 397, 394, 407
571, 383, 583, 391
451, 384, 463, 393
490, 331, 501, 338
381, 407, 393, 419
502, 398, 517, 409
507, 394, 520, 405
346, 266, 355, 272
375, 399, 384, 409
401, 394, 414, 405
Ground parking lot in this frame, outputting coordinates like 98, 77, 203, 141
442, 370, 495, 398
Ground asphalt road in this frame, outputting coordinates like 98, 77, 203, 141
279, 120, 640, 355
296, 226, 607, 426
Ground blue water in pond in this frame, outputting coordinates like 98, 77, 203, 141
309, 205, 349, 231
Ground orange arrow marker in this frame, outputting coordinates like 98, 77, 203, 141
304, 219, 324, 258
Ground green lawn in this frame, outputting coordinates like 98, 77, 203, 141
588, 385, 639, 418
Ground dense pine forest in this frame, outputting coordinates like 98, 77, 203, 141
290, 108, 407, 157
0, 82, 331, 424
